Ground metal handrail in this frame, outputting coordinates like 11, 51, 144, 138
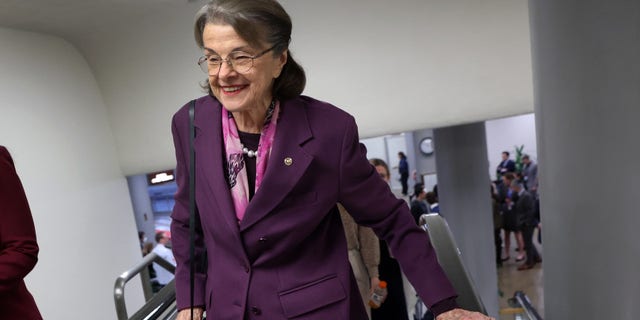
514, 291, 543, 320
420, 213, 488, 314
114, 252, 176, 320
128, 281, 177, 320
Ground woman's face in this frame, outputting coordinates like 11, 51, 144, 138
375, 165, 390, 183
202, 23, 287, 113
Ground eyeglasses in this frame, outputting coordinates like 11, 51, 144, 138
197, 46, 275, 74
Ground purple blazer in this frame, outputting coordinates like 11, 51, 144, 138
0, 146, 42, 320
170, 96, 456, 319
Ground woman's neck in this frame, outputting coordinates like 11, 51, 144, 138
232, 99, 272, 133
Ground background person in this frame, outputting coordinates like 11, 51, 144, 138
410, 183, 428, 225
170, 1, 492, 319
0, 146, 42, 320
152, 231, 176, 290
498, 173, 524, 261
370, 158, 410, 320
490, 185, 503, 267
495, 151, 515, 181
510, 181, 541, 270
140, 240, 159, 291
138, 230, 147, 250
338, 203, 381, 319
521, 154, 541, 242
425, 192, 440, 214
398, 151, 410, 196
521, 155, 538, 197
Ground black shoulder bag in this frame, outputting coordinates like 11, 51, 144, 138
188, 99, 202, 320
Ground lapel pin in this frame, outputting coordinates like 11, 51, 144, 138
284, 157, 293, 166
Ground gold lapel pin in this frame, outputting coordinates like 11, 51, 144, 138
284, 157, 293, 166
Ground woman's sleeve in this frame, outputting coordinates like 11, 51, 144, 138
336, 117, 458, 313
0, 147, 39, 293
169, 111, 208, 311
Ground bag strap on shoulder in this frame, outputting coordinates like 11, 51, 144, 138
188, 99, 197, 320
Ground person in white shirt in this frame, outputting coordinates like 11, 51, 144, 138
152, 231, 176, 287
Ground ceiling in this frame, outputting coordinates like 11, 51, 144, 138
1, 0, 535, 174
0, 0, 534, 128
0, 0, 196, 44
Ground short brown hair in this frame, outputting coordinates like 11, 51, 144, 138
425, 192, 438, 205
369, 158, 390, 178
502, 172, 515, 182
155, 232, 167, 243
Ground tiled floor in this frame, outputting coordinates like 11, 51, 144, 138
497, 228, 544, 319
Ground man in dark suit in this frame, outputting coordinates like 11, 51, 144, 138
510, 181, 541, 270
410, 183, 428, 224
495, 151, 516, 181
521, 155, 538, 197
0, 146, 42, 319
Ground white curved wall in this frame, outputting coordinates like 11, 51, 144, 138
0, 27, 144, 319
77, 7, 205, 176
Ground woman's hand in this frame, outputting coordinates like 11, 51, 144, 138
176, 307, 204, 320
436, 308, 494, 320
369, 276, 381, 294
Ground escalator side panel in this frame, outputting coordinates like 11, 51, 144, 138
421, 214, 488, 314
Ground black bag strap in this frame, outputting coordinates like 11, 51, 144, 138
188, 99, 197, 320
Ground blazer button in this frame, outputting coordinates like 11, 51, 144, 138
244, 265, 250, 273
259, 236, 267, 242
250, 306, 262, 315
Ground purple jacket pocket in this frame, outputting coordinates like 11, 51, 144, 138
278, 274, 346, 318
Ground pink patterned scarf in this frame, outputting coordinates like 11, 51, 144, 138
221, 100, 280, 223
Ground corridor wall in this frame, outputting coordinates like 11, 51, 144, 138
0, 27, 145, 319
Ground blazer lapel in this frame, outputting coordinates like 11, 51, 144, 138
239, 99, 313, 231
194, 97, 244, 241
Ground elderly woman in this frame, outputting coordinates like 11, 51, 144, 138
170, 1, 492, 320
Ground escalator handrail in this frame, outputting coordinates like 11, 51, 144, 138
514, 290, 543, 320
420, 213, 488, 314
114, 252, 176, 320
128, 280, 177, 320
